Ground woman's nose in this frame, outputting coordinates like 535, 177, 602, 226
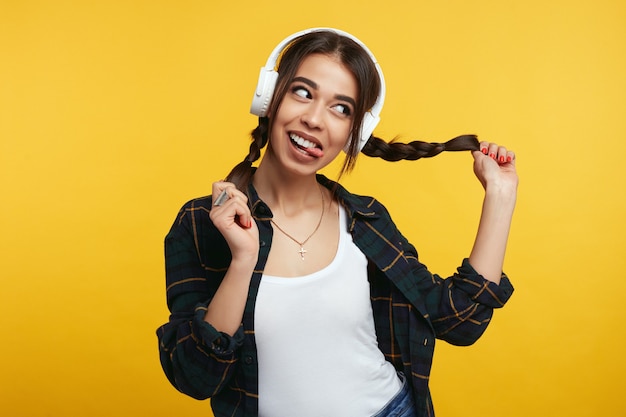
301, 103, 324, 129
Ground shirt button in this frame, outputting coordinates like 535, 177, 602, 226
244, 355, 254, 365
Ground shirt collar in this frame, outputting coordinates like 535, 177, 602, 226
247, 172, 381, 221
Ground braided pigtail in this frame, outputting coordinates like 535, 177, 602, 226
225, 118, 269, 192
361, 134, 480, 161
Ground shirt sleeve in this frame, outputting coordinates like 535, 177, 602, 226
412, 252, 514, 346
367, 198, 514, 347
156, 200, 244, 399
353, 200, 513, 345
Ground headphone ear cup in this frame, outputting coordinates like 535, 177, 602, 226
250, 67, 279, 117
359, 111, 380, 150
344, 111, 380, 153
360, 112, 376, 141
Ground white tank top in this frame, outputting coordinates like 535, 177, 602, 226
255, 208, 402, 417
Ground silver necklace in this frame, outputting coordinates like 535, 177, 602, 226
270, 186, 325, 260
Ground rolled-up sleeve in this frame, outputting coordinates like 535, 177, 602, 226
453, 258, 513, 307
425, 258, 514, 346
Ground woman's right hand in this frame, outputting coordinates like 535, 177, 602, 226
209, 181, 259, 264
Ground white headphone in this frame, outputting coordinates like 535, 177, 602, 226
250, 27, 386, 152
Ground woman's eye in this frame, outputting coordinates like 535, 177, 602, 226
292, 86, 310, 99
334, 104, 352, 116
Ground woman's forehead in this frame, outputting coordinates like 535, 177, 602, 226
293, 54, 357, 98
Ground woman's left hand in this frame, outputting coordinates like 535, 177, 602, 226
472, 141, 519, 192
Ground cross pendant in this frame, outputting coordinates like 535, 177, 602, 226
298, 246, 307, 260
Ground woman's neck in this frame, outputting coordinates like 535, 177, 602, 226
253, 161, 323, 218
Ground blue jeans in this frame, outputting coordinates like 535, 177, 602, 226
371, 373, 416, 417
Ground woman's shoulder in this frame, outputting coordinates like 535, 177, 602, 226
335, 186, 391, 219
174, 195, 213, 219
179, 194, 213, 211
319, 175, 388, 215
166, 194, 218, 237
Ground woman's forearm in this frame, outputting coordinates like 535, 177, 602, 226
204, 257, 256, 336
468, 184, 517, 284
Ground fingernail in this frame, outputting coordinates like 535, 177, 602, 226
507, 156, 512, 162
248, 219, 252, 228
489, 153, 496, 159
499, 156, 505, 163
481, 148, 488, 154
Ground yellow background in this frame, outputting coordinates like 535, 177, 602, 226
1, 0, 625, 416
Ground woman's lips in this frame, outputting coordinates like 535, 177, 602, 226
290, 133, 324, 158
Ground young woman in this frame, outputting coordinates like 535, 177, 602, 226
157, 28, 516, 417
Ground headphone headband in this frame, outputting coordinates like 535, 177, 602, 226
250, 27, 385, 152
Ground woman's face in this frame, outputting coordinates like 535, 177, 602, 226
267, 53, 357, 177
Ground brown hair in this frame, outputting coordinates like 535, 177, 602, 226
226, 30, 479, 191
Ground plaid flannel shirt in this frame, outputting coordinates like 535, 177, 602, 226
157, 174, 514, 417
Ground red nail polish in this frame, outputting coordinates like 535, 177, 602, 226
507, 156, 512, 162
489, 153, 496, 159
499, 156, 505, 163
481, 148, 488, 155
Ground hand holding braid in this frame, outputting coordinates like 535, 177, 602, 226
361, 134, 480, 161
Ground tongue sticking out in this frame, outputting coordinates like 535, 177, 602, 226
291, 134, 325, 158
304, 146, 324, 158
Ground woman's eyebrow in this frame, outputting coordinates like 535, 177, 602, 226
293, 76, 318, 90
292, 76, 356, 108
335, 94, 356, 108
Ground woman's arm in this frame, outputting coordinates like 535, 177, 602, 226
157, 201, 244, 399
205, 181, 259, 336
156, 183, 258, 399
468, 142, 518, 284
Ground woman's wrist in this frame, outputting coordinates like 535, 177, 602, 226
484, 180, 518, 202
228, 254, 258, 276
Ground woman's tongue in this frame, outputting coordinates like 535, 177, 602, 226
292, 137, 324, 158
302, 145, 323, 158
